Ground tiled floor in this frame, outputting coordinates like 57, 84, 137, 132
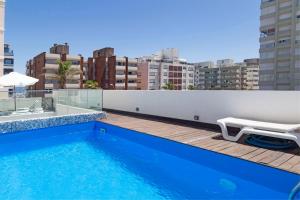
99, 112, 300, 175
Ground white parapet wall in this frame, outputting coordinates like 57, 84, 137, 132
103, 90, 300, 124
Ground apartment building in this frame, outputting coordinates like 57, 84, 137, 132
26, 43, 84, 90
0, 0, 5, 77
260, 0, 300, 90
242, 59, 260, 90
195, 59, 259, 90
3, 44, 14, 75
194, 61, 215, 88
85, 47, 138, 90
137, 48, 194, 90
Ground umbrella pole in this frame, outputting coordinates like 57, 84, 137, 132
14, 86, 16, 111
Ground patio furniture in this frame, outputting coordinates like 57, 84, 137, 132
217, 117, 300, 147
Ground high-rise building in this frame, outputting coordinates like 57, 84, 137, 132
194, 61, 215, 88
243, 59, 260, 90
26, 43, 84, 90
85, 47, 138, 90
0, 0, 5, 77
137, 49, 194, 90
194, 59, 259, 90
3, 44, 14, 75
260, 0, 300, 90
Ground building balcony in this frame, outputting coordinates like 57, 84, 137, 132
68, 75, 81, 80
116, 65, 125, 71
261, 0, 275, 8
116, 74, 126, 79
65, 83, 81, 89
277, 29, 291, 38
45, 84, 54, 89
278, 18, 292, 25
116, 65, 138, 72
3, 63, 13, 68
4, 52, 13, 57
45, 53, 60, 59
115, 83, 125, 88
259, 35, 275, 43
128, 66, 138, 72
128, 83, 137, 87
45, 63, 58, 70
128, 75, 138, 79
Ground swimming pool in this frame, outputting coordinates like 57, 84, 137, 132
0, 121, 299, 199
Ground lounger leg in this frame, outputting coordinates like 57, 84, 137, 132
217, 121, 245, 142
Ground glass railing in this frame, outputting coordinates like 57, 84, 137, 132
0, 89, 55, 117
0, 89, 103, 119
53, 89, 103, 111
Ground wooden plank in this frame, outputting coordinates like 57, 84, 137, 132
241, 148, 268, 160
184, 133, 221, 144
257, 151, 285, 164
279, 156, 300, 171
290, 163, 300, 174
193, 139, 225, 149
209, 141, 238, 152
269, 154, 296, 167
220, 145, 257, 157
169, 132, 204, 141
249, 150, 282, 163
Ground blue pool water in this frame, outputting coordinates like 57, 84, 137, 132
0, 122, 299, 199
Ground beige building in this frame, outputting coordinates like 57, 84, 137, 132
115, 57, 138, 90
242, 59, 260, 90
137, 49, 194, 90
0, 0, 5, 77
260, 0, 300, 90
26, 43, 84, 91
195, 59, 259, 90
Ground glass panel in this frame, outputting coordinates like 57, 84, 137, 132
53, 89, 102, 111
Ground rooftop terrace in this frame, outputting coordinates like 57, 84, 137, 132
100, 112, 300, 175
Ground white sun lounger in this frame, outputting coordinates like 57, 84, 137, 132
217, 117, 300, 147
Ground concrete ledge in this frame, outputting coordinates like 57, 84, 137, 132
0, 112, 106, 133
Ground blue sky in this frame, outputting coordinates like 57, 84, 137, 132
5, 0, 260, 73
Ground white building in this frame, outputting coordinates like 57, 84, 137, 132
137, 49, 194, 90
0, 0, 5, 77
217, 59, 234, 68
194, 59, 259, 90
4, 43, 13, 75
115, 57, 138, 90
260, 0, 300, 90
194, 61, 215, 87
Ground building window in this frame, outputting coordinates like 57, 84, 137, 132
4, 58, 14, 65
4, 68, 13, 75
150, 64, 159, 69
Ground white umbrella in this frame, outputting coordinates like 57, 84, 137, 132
0, 72, 39, 111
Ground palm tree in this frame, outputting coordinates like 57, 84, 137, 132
46, 60, 83, 89
162, 83, 175, 90
188, 85, 195, 90
84, 80, 99, 89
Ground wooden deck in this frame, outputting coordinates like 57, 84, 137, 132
99, 112, 300, 175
